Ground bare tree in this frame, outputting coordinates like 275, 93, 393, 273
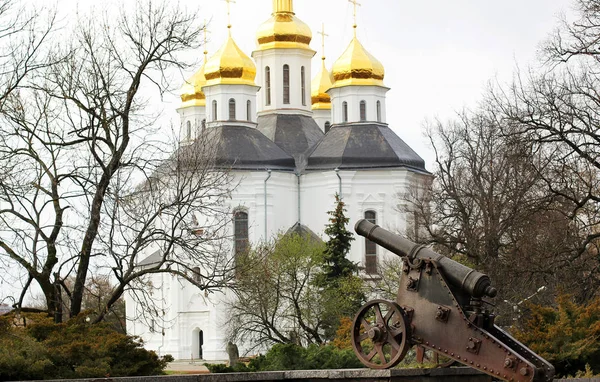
489, 0, 600, 256
398, 106, 599, 322
0, 0, 55, 108
227, 233, 328, 351
0, 0, 236, 323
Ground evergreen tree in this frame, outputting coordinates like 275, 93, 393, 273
321, 193, 357, 282
317, 194, 365, 341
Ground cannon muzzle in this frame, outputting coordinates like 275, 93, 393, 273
355, 219, 497, 298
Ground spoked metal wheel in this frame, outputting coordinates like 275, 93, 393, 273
351, 299, 412, 369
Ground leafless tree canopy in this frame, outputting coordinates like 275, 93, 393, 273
399, 0, 600, 323
227, 234, 328, 351
0, 0, 236, 324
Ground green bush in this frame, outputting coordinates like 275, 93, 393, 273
0, 313, 172, 380
514, 293, 600, 376
207, 344, 363, 373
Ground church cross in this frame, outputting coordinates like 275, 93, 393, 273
317, 23, 328, 60
202, 20, 208, 62
223, 0, 236, 32
348, 0, 361, 35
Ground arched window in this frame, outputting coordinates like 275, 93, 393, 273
247, 100, 252, 121
201, 118, 206, 130
186, 121, 192, 140
192, 266, 201, 283
265, 66, 271, 106
376, 100, 382, 122
324, 121, 331, 133
359, 100, 367, 121
364, 210, 377, 274
212, 100, 217, 121
283, 64, 290, 104
234, 211, 249, 259
342, 101, 348, 123
228, 98, 236, 120
301, 66, 306, 106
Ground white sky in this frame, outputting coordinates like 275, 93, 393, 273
194, 0, 571, 168
51, 0, 571, 169
1, 0, 575, 305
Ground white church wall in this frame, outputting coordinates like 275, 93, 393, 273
177, 105, 207, 143
301, 169, 426, 270
253, 48, 315, 115
328, 85, 388, 124
230, 171, 298, 242
312, 108, 332, 132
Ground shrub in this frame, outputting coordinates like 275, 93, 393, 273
207, 344, 363, 373
0, 313, 172, 380
514, 293, 600, 376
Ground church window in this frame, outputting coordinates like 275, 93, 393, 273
212, 100, 217, 121
283, 64, 290, 104
234, 210, 249, 259
247, 100, 252, 121
364, 210, 378, 274
229, 98, 236, 120
192, 266, 201, 283
360, 100, 367, 121
342, 101, 348, 122
324, 121, 331, 133
301, 66, 306, 106
186, 121, 191, 140
201, 118, 206, 130
376, 101, 382, 122
265, 66, 271, 106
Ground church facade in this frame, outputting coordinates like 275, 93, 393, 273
125, 0, 429, 361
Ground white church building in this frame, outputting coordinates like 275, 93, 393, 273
125, 0, 429, 361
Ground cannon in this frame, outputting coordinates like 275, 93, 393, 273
352, 219, 555, 382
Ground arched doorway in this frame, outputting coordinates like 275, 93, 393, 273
191, 328, 204, 360
198, 330, 204, 359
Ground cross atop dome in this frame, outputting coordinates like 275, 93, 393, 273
318, 23, 328, 61
223, 0, 236, 32
348, 0, 361, 36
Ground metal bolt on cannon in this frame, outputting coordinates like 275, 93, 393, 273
351, 219, 555, 382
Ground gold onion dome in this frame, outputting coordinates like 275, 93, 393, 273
180, 63, 207, 107
311, 59, 332, 110
256, 0, 312, 51
331, 37, 385, 88
204, 34, 256, 86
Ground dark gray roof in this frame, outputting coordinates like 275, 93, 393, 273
187, 125, 296, 171
138, 250, 162, 267
285, 222, 324, 244
257, 114, 324, 170
305, 123, 427, 171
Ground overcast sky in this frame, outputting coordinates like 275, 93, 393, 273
52, 0, 572, 169
1, 0, 575, 305
196, 0, 572, 168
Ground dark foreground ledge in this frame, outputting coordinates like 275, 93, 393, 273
33, 367, 491, 382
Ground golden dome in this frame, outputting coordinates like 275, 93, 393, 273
204, 34, 256, 86
256, 0, 312, 51
311, 59, 332, 110
180, 63, 207, 107
331, 37, 385, 88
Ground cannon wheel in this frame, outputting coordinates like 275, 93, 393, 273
351, 299, 411, 369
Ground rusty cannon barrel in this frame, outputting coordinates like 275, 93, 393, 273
355, 219, 497, 299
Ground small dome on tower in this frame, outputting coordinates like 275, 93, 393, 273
204, 35, 256, 86
256, 0, 312, 51
331, 37, 384, 88
311, 59, 332, 110
180, 64, 207, 107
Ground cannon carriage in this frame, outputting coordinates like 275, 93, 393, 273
352, 219, 555, 382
